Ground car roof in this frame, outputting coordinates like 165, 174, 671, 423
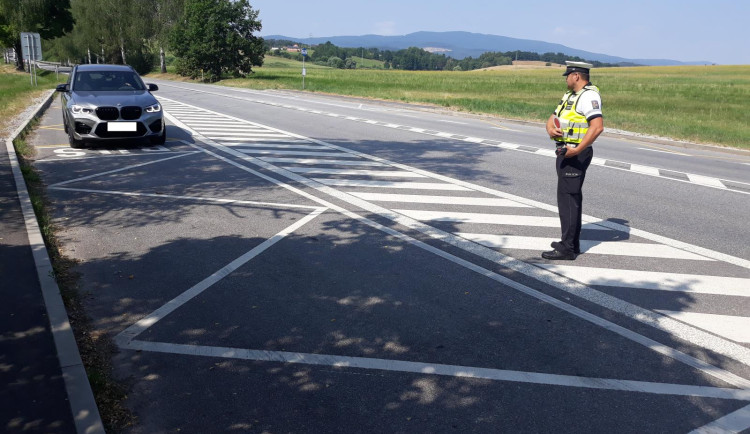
75, 64, 136, 72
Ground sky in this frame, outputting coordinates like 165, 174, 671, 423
250, 0, 749, 65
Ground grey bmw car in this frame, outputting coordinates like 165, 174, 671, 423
56, 64, 166, 148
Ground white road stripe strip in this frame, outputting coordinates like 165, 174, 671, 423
210, 137, 293, 142
688, 174, 727, 189
114, 207, 326, 346
201, 132, 291, 137
349, 192, 530, 207
239, 149, 357, 157
225, 143, 328, 150
48, 152, 198, 187
638, 148, 690, 156
630, 164, 662, 177
218, 138, 310, 143
690, 404, 750, 433
48, 187, 322, 210
285, 167, 427, 177
260, 157, 387, 166
539, 265, 750, 297
396, 210, 608, 230
656, 311, 750, 343
123, 340, 750, 402
458, 233, 713, 261
315, 179, 472, 191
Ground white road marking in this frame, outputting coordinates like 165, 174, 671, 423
217, 138, 309, 143
638, 147, 690, 156
239, 149, 358, 157
198, 131, 290, 137
396, 209, 608, 229
285, 167, 427, 177
260, 157, 387, 166
315, 179, 472, 191
539, 265, 750, 297
656, 311, 750, 343
114, 206, 326, 345
49, 187, 322, 210
688, 174, 727, 189
225, 143, 329, 150
349, 192, 530, 207
458, 233, 714, 261
690, 404, 750, 433
48, 152, 198, 187
630, 164, 662, 177
122, 340, 750, 402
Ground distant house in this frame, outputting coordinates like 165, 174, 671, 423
285, 44, 301, 53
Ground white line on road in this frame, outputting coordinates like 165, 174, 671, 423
48, 187, 322, 210
656, 311, 750, 343
539, 264, 750, 297
315, 179, 473, 191
114, 206, 327, 346
259, 157, 387, 166
123, 340, 750, 402
396, 209, 607, 229
349, 192, 530, 207
239, 149, 358, 157
458, 233, 714, 261
285, 167, 427, 177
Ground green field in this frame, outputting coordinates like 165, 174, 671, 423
213, 62, 750, 149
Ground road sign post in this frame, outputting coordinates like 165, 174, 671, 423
20, 32, 42, 86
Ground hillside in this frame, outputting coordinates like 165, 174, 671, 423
265, 31, 713, 66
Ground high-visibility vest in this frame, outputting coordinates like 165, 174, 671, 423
553, 84, 600, 144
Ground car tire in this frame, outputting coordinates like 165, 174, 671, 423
150, 126, 166, 145
68, 129, 84, 149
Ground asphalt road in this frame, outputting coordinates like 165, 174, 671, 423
25, 81, 750, 433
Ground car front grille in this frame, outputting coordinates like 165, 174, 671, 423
96, 106, 119, 121
121, 106, 142, 120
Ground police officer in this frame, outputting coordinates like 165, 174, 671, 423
542, 61, 604, 260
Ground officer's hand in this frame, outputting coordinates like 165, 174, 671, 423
563, 146, 580, 158
547, 127, 563, 139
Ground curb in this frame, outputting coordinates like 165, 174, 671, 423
5, 89, 105, 434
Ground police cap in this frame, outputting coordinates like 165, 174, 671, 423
563, 61, 593, 76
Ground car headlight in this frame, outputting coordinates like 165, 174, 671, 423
145, 103, 161, 113
71, 105, 93, 115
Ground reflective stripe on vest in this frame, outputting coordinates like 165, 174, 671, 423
553, 84, 600, 144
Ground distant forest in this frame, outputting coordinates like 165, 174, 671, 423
265, 39, 618, 71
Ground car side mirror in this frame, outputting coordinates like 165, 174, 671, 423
56, 83, 69, 92
148, 83, 158, 92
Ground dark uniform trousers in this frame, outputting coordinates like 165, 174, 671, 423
556, 146, 593, 254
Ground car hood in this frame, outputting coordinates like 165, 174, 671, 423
69, 91, 158, 108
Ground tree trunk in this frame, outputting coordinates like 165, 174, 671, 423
14, 41, 24, 71
88, 48, 92, 64
120, 41, 126, 65
160, 47, 166, 73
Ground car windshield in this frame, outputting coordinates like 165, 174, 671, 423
73, 70, 145, 91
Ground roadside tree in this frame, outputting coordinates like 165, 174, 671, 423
0, 0, 74, 70
170, 0, 264, 81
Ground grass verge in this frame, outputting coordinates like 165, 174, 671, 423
8, 76, 135, 433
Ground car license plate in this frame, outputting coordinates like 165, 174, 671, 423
108, 122, 137, 132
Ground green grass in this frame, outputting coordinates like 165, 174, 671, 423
0, 64, 59, 135
211, 63, 750, 149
